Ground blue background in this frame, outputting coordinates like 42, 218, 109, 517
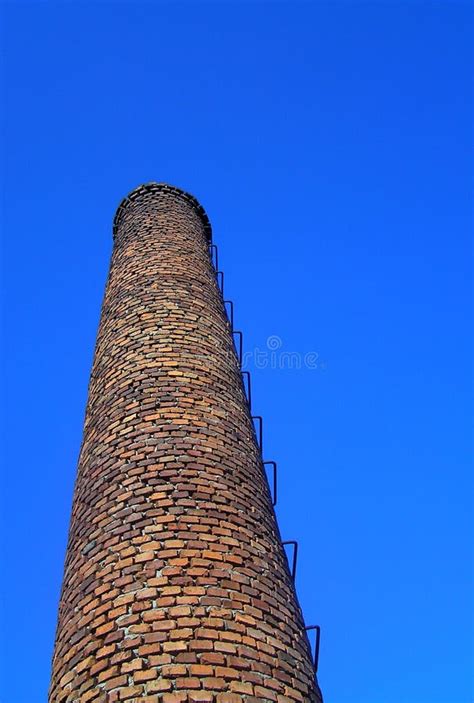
1, 2, 472, 702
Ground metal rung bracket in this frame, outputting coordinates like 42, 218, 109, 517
263, 461, 277, 506
252, 415, 263, 454
224, 300, 234, 330
209, 243, 218, 270
216, 271, 224, 295
233, 331, 243, 367
241, 371, 252, 410
305, 625, 321, 673
282, 540, 298, 581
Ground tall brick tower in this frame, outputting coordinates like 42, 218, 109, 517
50, 183, 322, 703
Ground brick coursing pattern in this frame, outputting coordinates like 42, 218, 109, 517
49, 183, 323, 703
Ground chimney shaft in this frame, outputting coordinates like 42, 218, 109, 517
49, 183, 322, 702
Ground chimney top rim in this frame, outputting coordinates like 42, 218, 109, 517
113, 182, 212, 242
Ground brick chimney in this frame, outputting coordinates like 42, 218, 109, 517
49, 183, 322, 703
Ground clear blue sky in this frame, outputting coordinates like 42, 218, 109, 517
1, 3, 472, 702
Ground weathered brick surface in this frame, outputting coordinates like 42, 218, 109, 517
49, 183, 322, 702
